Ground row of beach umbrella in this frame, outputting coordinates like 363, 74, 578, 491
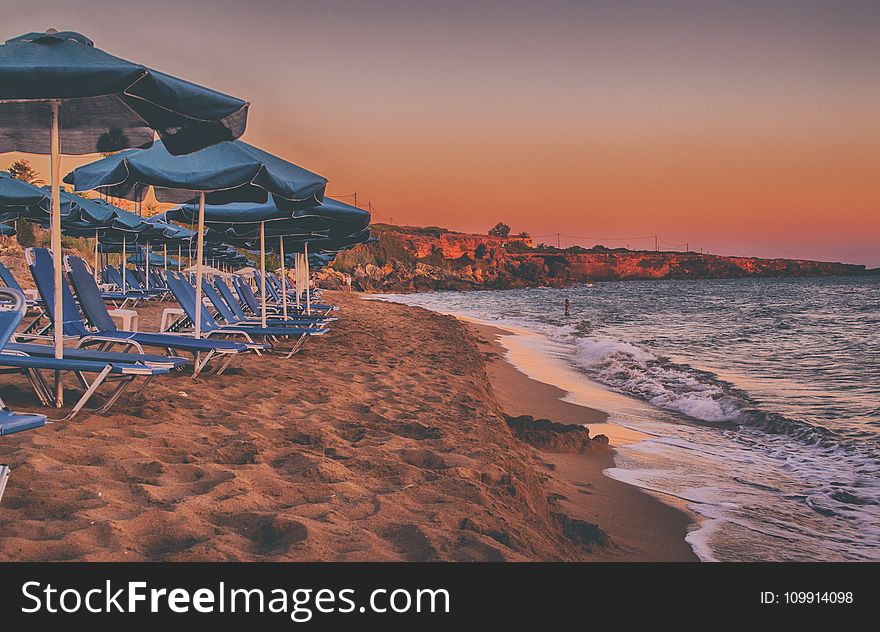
0, 29, 373, 405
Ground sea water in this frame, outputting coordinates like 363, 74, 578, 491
373, 276, 880, 561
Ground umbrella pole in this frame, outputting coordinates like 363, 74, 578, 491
49, 100, 63, 405
280, 236, 287, 320
305, 241, 311, 316
295, 253, 301, 310
164, 243, 167, 274
121, 234, 127, 293
94, 229, 100, 283
260, 222, 267, 328
194, 192, 206, 338
145, 242, 150, 290
178, 244, 182, 272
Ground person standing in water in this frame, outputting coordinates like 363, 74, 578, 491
564, 297, 571, 316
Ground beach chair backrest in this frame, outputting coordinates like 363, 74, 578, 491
105, 266, 125, 290
233, 275, 262, 315
201, 282, 239, 323
27, 247, 90, 337
259, 272, 281, 302
149, 269, 166, 289
0, 261, 25, 293
123, 267, 145, 291
214, 279, 248, 320
0, 287, 26, 352
65, 256, 119, 332
164, 272, 219, 333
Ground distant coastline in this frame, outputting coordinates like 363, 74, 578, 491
319, 224, 877, 293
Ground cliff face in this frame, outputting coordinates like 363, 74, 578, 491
316, 225, 870, 292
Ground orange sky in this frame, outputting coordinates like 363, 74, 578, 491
3, 1, 878, 265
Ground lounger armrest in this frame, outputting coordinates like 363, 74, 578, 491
206, 329, 256, 344
76, 335, 146, 355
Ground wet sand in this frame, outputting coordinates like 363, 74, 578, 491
0, 290, 695, 561
466, 321, 698, 561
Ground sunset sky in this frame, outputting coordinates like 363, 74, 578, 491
2, 0, 878, 265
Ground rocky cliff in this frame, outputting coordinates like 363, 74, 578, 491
319, 225, 873, 292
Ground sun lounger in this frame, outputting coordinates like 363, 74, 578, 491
4, 342, 189, 370
165, 272, 324, 357
0, 287, 47, 438
59, 251, 248, 377
233, 275, 332, 321
0, 260, 43, 309
214, 277, 334, 326
0, 284, 162, 420
203, 279, 329, 328
264, 272, 331, 312
105, 266, 161, 299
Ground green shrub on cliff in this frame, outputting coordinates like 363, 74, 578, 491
331, 232, 415, 273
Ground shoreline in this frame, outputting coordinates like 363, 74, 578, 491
1, 290, 696, 561
464, 319, 698, 561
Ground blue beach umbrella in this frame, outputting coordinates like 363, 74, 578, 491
0, 29, 249, 381
0, 172, 50, 219
66, 141, 328, 332
165, 196, 370, 316
65, 139, 327, 210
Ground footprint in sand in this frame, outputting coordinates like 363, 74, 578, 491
382, 524, 438, 562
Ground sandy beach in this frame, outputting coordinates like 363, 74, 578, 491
0, 291, 695, 561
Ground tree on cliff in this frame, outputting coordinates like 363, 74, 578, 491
489, 222, 511, 238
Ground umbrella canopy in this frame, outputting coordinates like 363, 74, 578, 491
0, 29, 250, 379
65, 140, 330, 333
0, 30, 248, 155
270, 228, 375, 254
0, 171, 49, 220
168, 196, 370, 238
28, 190, 122, 230
127, 251, 180, 267
65, 139, 327, 209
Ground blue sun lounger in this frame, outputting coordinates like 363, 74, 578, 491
205, 278, 330, 329
0, 288, 48, 503
266, 272, 327, 304
268, 272, 331, 308
233, 275, 332, 323
0, 261, 34, 302
257, 271, 336, 314
61, 254, 251, 377
0, 288, 47, 437
215, 277, 335, 326
164, 272, 324, 357
105, 266, 162, 299
0, 285, 170, 421
0, 260, 46, 334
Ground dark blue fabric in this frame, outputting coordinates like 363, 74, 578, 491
126, 252, 180, 267
28, 247, 91, 336
65, 139, 327, 210
0, 30, 248, 155
0, 171, 49, 221
0, 287, 25, 351
6, 342, 189, 368
0, 353, 169, 375
65, 256, 247, 353
0, 410, 46, 435
0, 261, 25, 292
167, 272, 317, 337
275, 228, 374, 254
168, 197, 370, 242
